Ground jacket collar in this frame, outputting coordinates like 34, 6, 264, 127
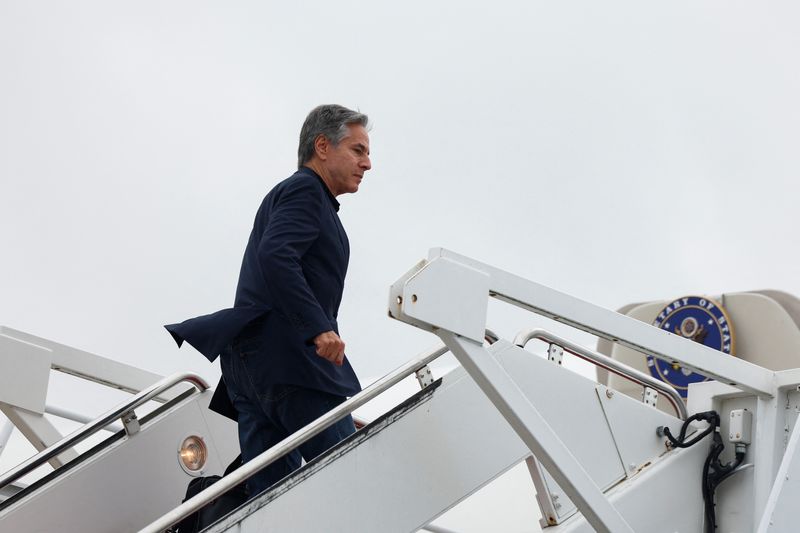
299, 166, 340, 212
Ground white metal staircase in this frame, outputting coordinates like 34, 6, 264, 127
194, 339, 693, 533
4, 248, 800, 532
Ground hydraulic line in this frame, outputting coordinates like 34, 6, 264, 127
663, 411, 718, 448
659, 411, 746, 533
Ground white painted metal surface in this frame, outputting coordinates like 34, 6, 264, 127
141, 343, 452, 533
555, 443, 708, 532
203, 340, 685, 533
0, 326, 188, 471
687, 379, 776, 531
0, 334, 51, 414
0, 406, 79, 468
758, 397, 800, 532
0, 326, 175, 399
395, 248, 775, 398
601, 292, 800, 414
0, 391, 238, 532
514, 328, 687, 420
4, 251, 800, 533
385, 249, 800, 533
500, 341, 647, 524
43, 404, 124, 433
398, 256, 490, 343
0, 372, 209, 491
210, 365, 532, 533
531, 379, 688, 525
0, 419, 13, 459
439, 334, 634, 533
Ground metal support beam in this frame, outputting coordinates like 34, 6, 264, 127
0, 326, 175, 401
0, 417, 14, 460
756, 391, 800, 532
392, 249, 775, 398
0, 404, 77, 468
752, 393, 782, 531
438, 331, 634, 533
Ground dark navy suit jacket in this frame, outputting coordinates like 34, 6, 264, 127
165, 168, 361, 417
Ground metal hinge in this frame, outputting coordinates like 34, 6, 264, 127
121, 410, 140, 436
548, 344, 564, 365
415, 365, 435, 389
643, 387, 658, 409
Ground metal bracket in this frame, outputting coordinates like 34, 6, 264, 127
390, 256, 490, 343
415, 366, 435, 389
121, 410, 140, 436
642, 387, 658, 409
548, 344, 564, 365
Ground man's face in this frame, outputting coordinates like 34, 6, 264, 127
319, 124, 371, 196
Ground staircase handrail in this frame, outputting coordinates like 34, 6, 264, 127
0, 372, 208, 491
138, 337, 476, 533
514, 328, 687, 420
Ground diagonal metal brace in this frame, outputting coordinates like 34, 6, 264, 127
438, 331, 634, 533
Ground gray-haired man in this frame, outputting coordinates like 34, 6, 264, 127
166, 104, 371, 496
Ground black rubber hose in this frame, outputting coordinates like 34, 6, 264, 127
657, 410, 722, 532
702, 432, 724, 533
704, 434, 747, 532
714, 452, 746, 486
664, 411, 720, 448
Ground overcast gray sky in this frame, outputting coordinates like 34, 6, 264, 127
1, 3, 799, 531
1, 0, 799, 392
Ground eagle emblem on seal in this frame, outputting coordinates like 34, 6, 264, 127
646, 296, 735, 398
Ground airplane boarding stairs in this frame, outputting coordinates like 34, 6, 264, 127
1, 330, 701, 533
8, 244, 757, 533
0, 325, 237, 532
146, 338, 701, 533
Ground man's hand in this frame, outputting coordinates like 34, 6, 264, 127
313, 330, 345, 366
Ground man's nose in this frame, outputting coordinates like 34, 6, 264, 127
361, 156, 371, 170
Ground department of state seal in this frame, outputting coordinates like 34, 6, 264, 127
646, 295, 735, 398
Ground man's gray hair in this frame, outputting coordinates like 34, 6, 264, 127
297, 104, 369, 168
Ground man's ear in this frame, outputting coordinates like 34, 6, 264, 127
314, 134, 329, 161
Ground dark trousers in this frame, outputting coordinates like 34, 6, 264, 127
220, 341, 355, 497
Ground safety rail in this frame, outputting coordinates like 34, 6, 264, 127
0, 372, 208, 491
139, 331, 497, 533
514, 328, 687, 420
